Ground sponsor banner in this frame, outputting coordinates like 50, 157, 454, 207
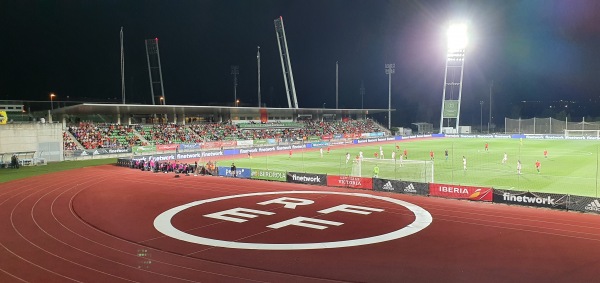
431, 134, 445, 138
251, 169, 287, 181
327, 175, 373, 190
179, 143, 201, 150
221, 140, 237, 147
511, 134, 526, 139
237, 122, 302, 128
74, 148, 132, 156
312, 141, 329, 148
223, 149, 240, 155
429, 183, 493, 202
286, 172, 327, 186
236, 140, 254, 147
307, 136, 321, 141
373, 178, 428, 196
494, 134, 511, 138
333, 134, 343, 139
321, 134, 332, 140
493, 189, 567, 210
443, 100, 459, 118
0, 111, 7, 125
305, 143, 313, 148
133, 145, 156, 153
266, 139, 277, 144
131, 150, 224, 162
156, 144, 179, 151
566, 195, 600, 214
202, 141, 222, 149
253, 139, 267, 145
217, 166, 252, 178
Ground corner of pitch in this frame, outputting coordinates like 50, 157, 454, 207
153, 191, 432, 250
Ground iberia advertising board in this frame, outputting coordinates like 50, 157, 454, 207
202, 141, 222, 149
327, 175, 373, 190
429, 183, 493, 202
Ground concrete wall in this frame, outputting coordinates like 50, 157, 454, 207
0, 123, 64, 161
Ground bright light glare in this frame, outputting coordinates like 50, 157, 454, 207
447, 23, 467, 50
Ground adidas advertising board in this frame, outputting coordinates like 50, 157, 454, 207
429, 183, 493, 202
493, 189, 567, 210
566, 196, 600, 214
286, 172, 327, 186
326, 175, 373, 190
372, 178, 428, 196
217, 167, 252, 178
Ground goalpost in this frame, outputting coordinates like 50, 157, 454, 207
352, 158, 434, 183
564, 130, 600, 138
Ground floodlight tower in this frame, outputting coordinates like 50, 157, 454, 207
385, 63, 395, 130
274, 16, 299, 108
439, 23, 467, 133
145, 38, 166, 105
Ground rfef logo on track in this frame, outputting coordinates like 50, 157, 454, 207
154, 191, 432, 250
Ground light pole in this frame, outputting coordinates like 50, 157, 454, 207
231, 65, 239, 107
480, 101, 484, 133
257, 46, 261, 107
385, 63, 395, 129
236, 99, 240, 107
360, 81, 365, 109
336, 61, 339, 109
160, 96, 164, 105
50, 93, 56, 110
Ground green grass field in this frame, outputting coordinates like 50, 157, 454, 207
225, 138, 600, 197
0, 158, 117, 184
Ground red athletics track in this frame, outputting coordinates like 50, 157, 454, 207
1, 165, 600, 282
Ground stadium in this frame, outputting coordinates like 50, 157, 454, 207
2, 2, 600, 283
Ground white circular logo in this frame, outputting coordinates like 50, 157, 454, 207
154, 191, 432, 250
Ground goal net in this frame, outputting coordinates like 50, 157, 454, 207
564, 130, 600, 138
351, 158, 434, 183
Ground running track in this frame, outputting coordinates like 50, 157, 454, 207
1, 165, 600, 282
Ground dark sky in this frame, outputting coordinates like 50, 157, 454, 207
1, 0, 600, 127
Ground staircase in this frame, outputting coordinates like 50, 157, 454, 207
64, 130, 85, 149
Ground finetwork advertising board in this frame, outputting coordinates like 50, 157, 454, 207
286, 172, 327, 186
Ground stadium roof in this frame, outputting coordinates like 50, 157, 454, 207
50, 103, 394, 116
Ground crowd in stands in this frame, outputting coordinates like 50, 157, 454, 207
135, 124, 203, 145
63, 132, 80, 150
67, 123, 144, 150
63, 119, 384, 150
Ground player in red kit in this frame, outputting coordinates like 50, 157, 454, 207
484, 142, 489, 152
543, 149, 548, 159
403, 149, 408, 159
430, 150, 434, 160
289, 149, 292, 158
535, 160, 541, 173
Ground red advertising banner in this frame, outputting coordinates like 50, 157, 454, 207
343, 134, 353, 139
221, 140, 237, 147
353, 133, 361, 138
321, 134, 332, 140
260, 108, 268, 123
156, 144, 179, 151
202, 141, 222, 149
429, 183, 493, 202
327, 175, 373, 190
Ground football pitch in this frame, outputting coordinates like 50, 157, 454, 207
224, 138, 600, 197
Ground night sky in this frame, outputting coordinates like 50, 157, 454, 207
1, 0, 600, 127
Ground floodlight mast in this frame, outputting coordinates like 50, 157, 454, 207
385, 64, 395, 130
439, 23, 467, 134
274, 16, 299, 108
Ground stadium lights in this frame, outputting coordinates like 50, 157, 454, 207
447, 23, 467, 51
50, 93, 56, 111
